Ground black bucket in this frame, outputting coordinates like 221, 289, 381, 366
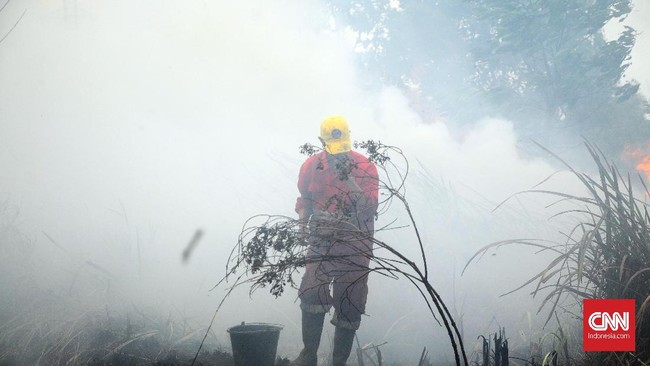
227, 322, 283, 366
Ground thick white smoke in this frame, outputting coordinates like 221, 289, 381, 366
1, 0, 646, 363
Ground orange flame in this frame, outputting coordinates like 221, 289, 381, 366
622, 144, 650, 181
637, 157, 650, 179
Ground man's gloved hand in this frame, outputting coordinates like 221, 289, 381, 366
296, 222, 310, 246
311, 210, 337, 223
309, 210, 338, 237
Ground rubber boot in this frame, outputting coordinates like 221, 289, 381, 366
332, 327, 356, 366
290, 311, 325, 366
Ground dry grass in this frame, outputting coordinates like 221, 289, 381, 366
0, 300, 231, 365
0, 200, 236, 365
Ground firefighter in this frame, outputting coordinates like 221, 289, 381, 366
291, 116, 379, 366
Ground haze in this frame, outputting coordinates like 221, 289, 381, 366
1, 1, 649, 364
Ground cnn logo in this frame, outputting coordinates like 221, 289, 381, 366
587, 311, 629, 331
583, 299, 635, 352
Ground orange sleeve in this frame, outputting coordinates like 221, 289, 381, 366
361, 160, 379, 213
295, 157, 313, 215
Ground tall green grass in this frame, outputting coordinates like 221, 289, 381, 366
466, 143, 649, 365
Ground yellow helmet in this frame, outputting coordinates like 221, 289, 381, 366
320, 115, 351, 154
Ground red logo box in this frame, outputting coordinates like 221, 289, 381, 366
583, 299, 636, 352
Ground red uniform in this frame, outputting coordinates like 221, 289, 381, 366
295, 150, 379, 330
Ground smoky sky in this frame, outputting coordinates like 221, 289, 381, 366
1, 0, 649, 363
